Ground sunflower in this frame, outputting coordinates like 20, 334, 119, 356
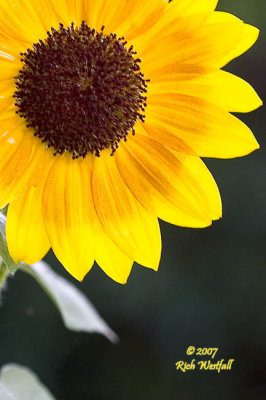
0, 0, 261, 283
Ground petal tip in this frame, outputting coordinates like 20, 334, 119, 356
149, 259, 161, 272
258, 97, 263, 108
117, 277, 128, 285
71, 271, 87, 282
247, 92, 263, 112
249, 137, 260, 153
62, 261, 93, 282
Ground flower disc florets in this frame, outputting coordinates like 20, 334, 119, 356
14, 22, 148, 158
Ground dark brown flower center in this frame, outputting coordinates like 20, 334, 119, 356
14, 22, 148, 158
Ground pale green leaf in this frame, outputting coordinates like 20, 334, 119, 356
0, 364, 55, 400
0, 213, 19, 274
21, 261, 118, 343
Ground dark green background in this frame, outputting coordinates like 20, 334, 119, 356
0, 0, 266, 399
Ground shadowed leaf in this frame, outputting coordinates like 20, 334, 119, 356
0, 364, 56, 400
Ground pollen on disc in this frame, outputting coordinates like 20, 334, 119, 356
14, 22, 148, 159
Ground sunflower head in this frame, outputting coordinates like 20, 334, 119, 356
14, 21, 148, 158
0, 0, 262, 283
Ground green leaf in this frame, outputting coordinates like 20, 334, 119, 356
0, 213, 19, 274
0, 364, 56, 400
21, 261, 118, 343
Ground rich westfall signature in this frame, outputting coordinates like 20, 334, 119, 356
175, 347, 235, 373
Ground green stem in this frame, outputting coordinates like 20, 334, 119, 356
0, 260, 9, 291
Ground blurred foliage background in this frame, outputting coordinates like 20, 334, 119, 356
0, 0, 266, 399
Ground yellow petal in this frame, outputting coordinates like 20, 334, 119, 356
0, 105, 19, 120
146, 94, 259, 158
95, 220, 133, 285
6, 143, 54, 264
115, 0, 166, 41
207, 12, 260, 64
229, 23, 259, 61
84, 0, 165, 37
0, 0, 48, 44
92, 150, 161, 270
0, 50, 17, 62
141, 15, 253, 74
0, 119, 37, 208
129, 0, 218, 58
143, 121, 196, 155
48, 0, 86, 27
0, 33, 23, 59
0, 79, 16, 93
168, 0, 218, 16
147, 63, 213, 83
128, 14, 205, 65
42, 154, 95, 281
148, 70, 262, 113
23, 0, 59, 32
6, 186, 50, 265
0, 59, 21, 80
174, 153, 222, 221
116, 135, 214, 228
140, 13, 209, 71
0, 85, 16, 113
